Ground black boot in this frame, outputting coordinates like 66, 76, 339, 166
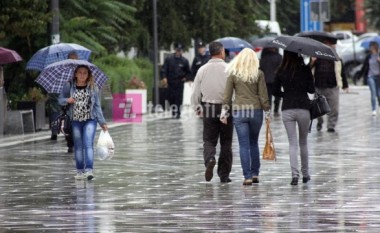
290, 177, 298, 185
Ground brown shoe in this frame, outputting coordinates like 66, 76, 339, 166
243, 179, 253, 185
205, 159, 216, 181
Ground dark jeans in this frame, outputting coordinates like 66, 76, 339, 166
168, 81, 184, 117
50, 111, 60, 136
266, 83, 281, 113
202, 103, 233, 179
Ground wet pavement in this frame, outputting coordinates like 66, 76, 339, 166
0, 86, 380, 232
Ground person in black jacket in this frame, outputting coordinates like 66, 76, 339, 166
191, 41, 210, 79
260, 47, 282, 116
161, 43, 192, 118
273, 51, 315, 186
311, 40, 349, 132
358, 41, 380, 115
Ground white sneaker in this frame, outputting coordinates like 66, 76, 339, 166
372, 111, 377, 116
85, 171, 94, 180
74, 172, 85, 180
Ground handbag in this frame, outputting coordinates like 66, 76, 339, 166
262, 118, 276, 161
310, 92, 331, 120
51, 106, 71, 136
309, 92, 331, 132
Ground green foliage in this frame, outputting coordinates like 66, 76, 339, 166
0, 0, 50, 51
133, 0, 265, 53
93, 55, 153, 101
21, 87, 47, 102
365, 0, 380, 29
60, 0, 136, 57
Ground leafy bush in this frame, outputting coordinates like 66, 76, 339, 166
94, 55, 153, 101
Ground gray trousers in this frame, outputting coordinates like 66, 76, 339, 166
316, 87, 340, 130
282, 109, 310, 178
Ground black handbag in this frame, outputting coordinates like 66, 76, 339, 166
310, 93, 331, 119
309, 93, 331, 132
51, 106, 72, 136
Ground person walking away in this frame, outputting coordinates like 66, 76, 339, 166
59, 65, 108, 180
358, 41, 380, 116
161, 43, 192, 118
260, 47, 282, 116
191, 41, 210, 79
273, 51, 315, 185
311, 39, 349, 132
191, 41, 233, 183
220, 48, 270, 185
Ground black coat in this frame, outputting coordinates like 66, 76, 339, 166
191, 54, 210, 80
273, 65, 315, 111
162, 54, 191, 83
259, 51, 282, 84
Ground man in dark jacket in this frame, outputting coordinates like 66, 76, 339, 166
161, 43, 191, 118
191, 41, 210, 79
311, 40, 349, 132
259, 47, 282, 116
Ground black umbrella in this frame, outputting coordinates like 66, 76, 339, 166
295, 31, 338, 44
269, 35, 339, 61
251, 37, 276, 48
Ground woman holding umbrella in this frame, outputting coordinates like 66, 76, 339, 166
273, 51, 315, 185
59, 65, 108, 180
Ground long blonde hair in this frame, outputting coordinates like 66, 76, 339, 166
225, 48, 259, 83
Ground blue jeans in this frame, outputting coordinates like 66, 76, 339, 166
233, 109, 263, 179
367, 75, 380, 111
71, 119, 97, 173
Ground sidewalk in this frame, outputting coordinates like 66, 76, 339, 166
1, 86, 380, 232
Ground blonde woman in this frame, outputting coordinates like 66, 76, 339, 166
59, 65, 108, 180
220, 48, 270, 185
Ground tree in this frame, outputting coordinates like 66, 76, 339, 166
130, 0, 265, 55
60, 0, 137, 57
365, 0, 380, 30
0, 0, 50, 54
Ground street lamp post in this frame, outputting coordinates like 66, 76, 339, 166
270, 0, 276, 21
50, 0, 60, 44
153, 0, 159, 110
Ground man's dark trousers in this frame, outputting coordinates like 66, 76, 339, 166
168, 81, 184, 117
202, 103, 233, 180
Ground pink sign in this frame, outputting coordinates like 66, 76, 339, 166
112, 93, 142, 123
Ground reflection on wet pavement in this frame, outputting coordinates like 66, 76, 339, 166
0, 88, 379, 232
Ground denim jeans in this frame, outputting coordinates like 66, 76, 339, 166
71, 119, 97, 173
367, 75, 380, 111
233, 109, 263, 179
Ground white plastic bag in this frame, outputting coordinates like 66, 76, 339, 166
96, 130, 115, 160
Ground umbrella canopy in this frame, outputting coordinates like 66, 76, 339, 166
26, 43, 92, 71
360, 36, 380, 50
269, 36, 339, 61
0, 47, 23, 65
35, 59, 108, 93
215, 37, 253, 52
251, 37, 276, 48
295, 31, 338, 44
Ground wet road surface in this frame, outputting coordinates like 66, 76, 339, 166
0, 87, 379, 232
